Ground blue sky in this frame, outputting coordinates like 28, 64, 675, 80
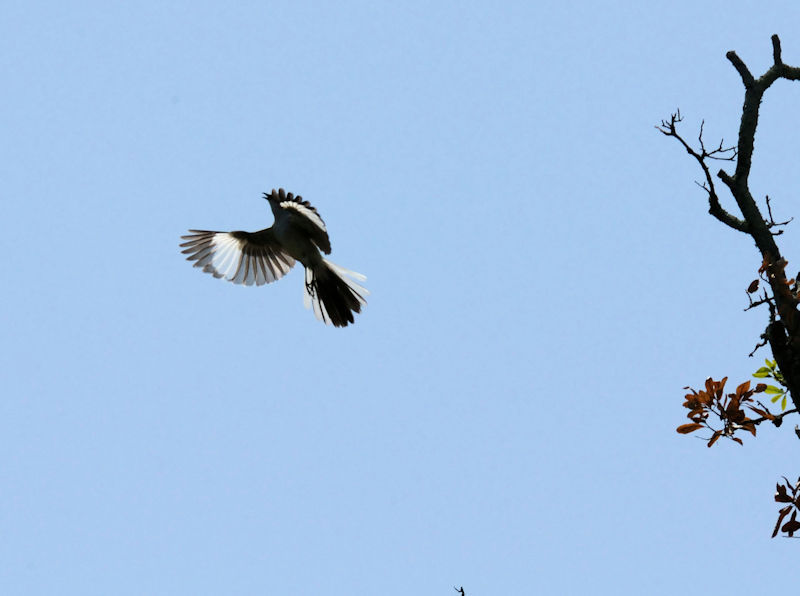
4, 1, 800, 594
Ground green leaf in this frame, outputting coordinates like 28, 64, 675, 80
764, 385, 784, 394
753, 368, 771, 378
766, 359, 776, 368
782, 395, 787, 411
771, 394, 782, 403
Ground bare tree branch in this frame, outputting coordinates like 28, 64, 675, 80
772, 35, 783, 66
656, 112, 748, 233
726, 51, 755, 88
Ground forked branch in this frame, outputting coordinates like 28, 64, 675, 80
656, 111, 747, 233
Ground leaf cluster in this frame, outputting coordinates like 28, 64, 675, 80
752, 359, 790, 411
773, 477, 800, 538
678, 378, 767, 446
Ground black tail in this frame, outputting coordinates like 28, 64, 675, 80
304, 259, 368, 327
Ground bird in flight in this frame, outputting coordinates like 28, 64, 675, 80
180, 188, 368, 327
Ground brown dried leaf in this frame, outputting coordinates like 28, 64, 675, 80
736, 380, 751, 397
773, 505, 792, 537
747, 279, 760, 293
748, 406, 773, 420
688, 408, 706, 419
707, 431, 722, 448
782, 519, 800, 537
731, 437, 743, 445
725, 397, 742, 418
754, 383, 767, 393
724, 403, 746, 426
716, 377, 728, 399
683, 398, 701, 410
677, 423, 703, 434
776, 484, 792, 502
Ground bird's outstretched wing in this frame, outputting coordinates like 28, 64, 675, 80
180, 229, 296, 286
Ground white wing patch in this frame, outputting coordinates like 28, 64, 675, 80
180, 231, 295, 286
281, 200, 327, 234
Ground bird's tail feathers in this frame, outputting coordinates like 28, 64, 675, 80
304, 259, 368, 327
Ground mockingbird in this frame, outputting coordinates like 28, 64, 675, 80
180, 188, 368, 327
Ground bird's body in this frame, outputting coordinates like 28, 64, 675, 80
180, 188, 367, 327
269, 196, 327, 265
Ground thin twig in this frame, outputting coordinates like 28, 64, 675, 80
765, 195, 793, 234
656, 112, 748, 233
745, 292, 774, 311
748, 405, 798, 427
749, 333, 769, 357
